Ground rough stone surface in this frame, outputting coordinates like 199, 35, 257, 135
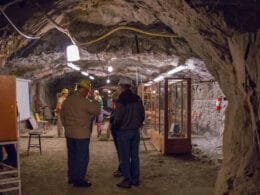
192, 82, 227, 136
0, 1, 259, 194
191, 82, 227, 166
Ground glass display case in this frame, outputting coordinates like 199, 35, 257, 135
143, 84, 157, 128
146, 78, 191, 154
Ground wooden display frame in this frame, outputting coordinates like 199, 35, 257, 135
144, 78, 192, 154
0, 75, 21, 194
0, 76, 17, 141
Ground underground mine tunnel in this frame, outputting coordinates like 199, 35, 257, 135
0, 0, 259, 194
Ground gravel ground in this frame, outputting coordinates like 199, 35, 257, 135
15, 134, 218, 195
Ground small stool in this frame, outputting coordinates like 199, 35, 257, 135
27, 130, 42, 155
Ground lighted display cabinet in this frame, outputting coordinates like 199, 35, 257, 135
146, 78, 192, 154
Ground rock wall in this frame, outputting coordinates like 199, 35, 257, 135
0, 0, 259, 194
192, 82, 228, 136
30, 81, 52, 119
142, 1, 260, 194
214, 31, 260, 195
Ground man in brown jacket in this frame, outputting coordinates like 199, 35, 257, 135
60, 79, 100, 187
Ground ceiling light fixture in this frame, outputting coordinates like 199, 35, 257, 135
152, 62, 196, 83
167, 65, 187, 75
66, 44, 80, 62
108, 66, 113, 72
81, 71, 89, 76
153, 75, 164, 82
89, 75, 95, 80
67, 62, 80, 71
106, 79, 110, 84
144, 81, 153, 86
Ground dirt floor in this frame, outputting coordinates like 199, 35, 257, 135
14, 129, 219, 195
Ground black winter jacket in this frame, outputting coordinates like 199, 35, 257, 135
114, 89, 145, 131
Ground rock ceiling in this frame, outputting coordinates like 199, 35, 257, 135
1, 1, 260, 194
0, 0, 259, 86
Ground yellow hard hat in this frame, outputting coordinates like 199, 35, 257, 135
78, 79, 91, 90
61, 88, 69, 94
111, 91, 119, 101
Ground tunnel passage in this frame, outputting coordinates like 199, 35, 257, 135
0, 0, 259, 194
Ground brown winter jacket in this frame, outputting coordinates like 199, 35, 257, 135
60, 92, 100, 139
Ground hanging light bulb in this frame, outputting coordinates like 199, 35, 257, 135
89, 75, 95, 80
108, 66, 113, 72
108, 90, 111, 94
66, 44, 80, 62
106, 78, 110, 84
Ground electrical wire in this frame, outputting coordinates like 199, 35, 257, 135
34, 3, 76, 44
0, 0, 197, 45
79, 26, 197, 46
1, 1, 197, 45
0, 8, 40, 40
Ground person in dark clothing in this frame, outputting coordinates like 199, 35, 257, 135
0, 144, 17, 168
114, 77, 145, 188
109, 91, 123, 177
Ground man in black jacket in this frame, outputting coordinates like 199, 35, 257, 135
114, 77, 145, 188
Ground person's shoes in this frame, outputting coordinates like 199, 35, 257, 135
73, 180, 92, 187
131, 179, 140, 186
113, 170, 123, 177
117, 179, 131, 188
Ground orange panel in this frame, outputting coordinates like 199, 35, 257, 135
0, 75, 17, 141
151, 130, 163, 152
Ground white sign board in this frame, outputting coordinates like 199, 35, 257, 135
16, 78, 31, 121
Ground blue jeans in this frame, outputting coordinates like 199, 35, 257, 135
66, 138, 90, 182
117, 130, 140, 181
111, 130, 122, 172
